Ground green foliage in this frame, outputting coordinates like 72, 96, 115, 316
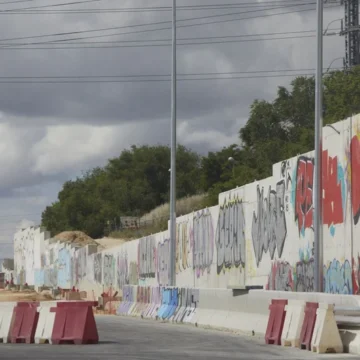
42, 67, 360, 238
41, 145, 202, 238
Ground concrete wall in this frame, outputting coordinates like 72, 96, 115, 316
12, 113, 360, 297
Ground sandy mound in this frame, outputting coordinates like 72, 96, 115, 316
95, 237, 126, 250
54, 231, 97, 246
0, 290, 53, 302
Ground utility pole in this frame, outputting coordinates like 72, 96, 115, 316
169, 0, 177, 287
341, 0, 360, 69
314, 0, 324, 292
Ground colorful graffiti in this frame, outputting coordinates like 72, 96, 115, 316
216, 195, 245, 274
294, 156, 314, 235
351, 135, 360, 225
117, 251, 129, 289
294, 259, 314, 292
94, 253, 102, 284
103, 254, 115, 286
322, 150, 345, 234
57, 247, 72, 289
138, 236, 156, 279
294, 152, 345, 236
267, 261, 293, 291
129, 261, 139, 285
176, 218, 192, 274
157, 238, 170, 286
268, 258, 356, 294
193, 209, 214, 278
323, 259, 352, 294
252, 181, 287, 267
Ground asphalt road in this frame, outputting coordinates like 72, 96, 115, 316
0, 315, 359, 360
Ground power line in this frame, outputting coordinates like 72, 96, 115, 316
0, 35, 320, 49
0, 68, 329, 78
0, 1, 321, 14
0, 0, 32, 5
0, 72, 335, 84
0, 4, 340, 46
0, 29, 321, 46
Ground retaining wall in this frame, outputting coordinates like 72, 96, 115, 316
10, 113, 360, 300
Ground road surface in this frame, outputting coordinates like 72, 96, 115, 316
0, 315, 358, 359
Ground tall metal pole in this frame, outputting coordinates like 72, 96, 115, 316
314, 0, 323, 293
169, 0, 177, 287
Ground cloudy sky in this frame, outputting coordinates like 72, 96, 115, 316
0, 0, 344, 257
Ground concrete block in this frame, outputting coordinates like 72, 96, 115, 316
311, 303, 343, 354
35, 305, 56, 344
281, 300, 306, 348
0, 303, 15, 343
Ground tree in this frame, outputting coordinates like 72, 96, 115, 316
41, 144, 202, 238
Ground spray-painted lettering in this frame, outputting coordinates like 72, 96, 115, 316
138, 236, 156, 279
216, 195, 245, 274
324, 259, 352, 294
117, 251, 129, 289
322, 150, 344, 229
193, 209, 214, 278
295, 156, 314, 235
252, 181, 287, 267
351, 136, 360, 225
103, 254, 115, 286
157, 238, 170, 286
267, 261, 293, 291
295, 259, 314, 292
94, 253, 102, 284
176, 219, 192, 273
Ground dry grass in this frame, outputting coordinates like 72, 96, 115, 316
110, 194, 206, 240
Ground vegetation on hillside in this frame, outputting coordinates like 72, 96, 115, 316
41, 67, 360, 238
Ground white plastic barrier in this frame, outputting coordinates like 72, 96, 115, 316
281, 300, 306, 348
311, 303, 343, 354
0, 303, 16, 343
35, 303, 57, 344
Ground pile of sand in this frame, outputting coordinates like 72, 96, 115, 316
54, 231, 97, 246
0, 290, 53, 302
95, 237, 126, 250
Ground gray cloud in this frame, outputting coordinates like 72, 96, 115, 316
0, 0, 347, 249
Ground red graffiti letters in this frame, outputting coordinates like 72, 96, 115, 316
351, 136, 360, 225
295, 157, 314, 234
322, 150, 343, 226
295, 152, 344, 234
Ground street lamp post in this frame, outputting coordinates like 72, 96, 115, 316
314, 0, 324, 293
169, 0, 177, 287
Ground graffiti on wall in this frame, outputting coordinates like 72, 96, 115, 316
216, 195, 245, 274
176, 219, 192, 274
117, 250, 129, 289
74, 247, 87, 285
252, 181, 287, 267
104, 254, 115, 286
267, 258, 356, 294
324, 259, 352, 294
294, 259, 314, 292
294, 156, 314, 235
94, 253, 102, 284
294, 152, 345, 236
267, 259, 314, 292
138, 236, 156, 279
193, 209, 214, 278
351, 135, 360, 225
322, 150, 345, 234
57, 247, 71, 289
157, 238, 170, 286
129, 261, 139, 285
267, 261, 293, 291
